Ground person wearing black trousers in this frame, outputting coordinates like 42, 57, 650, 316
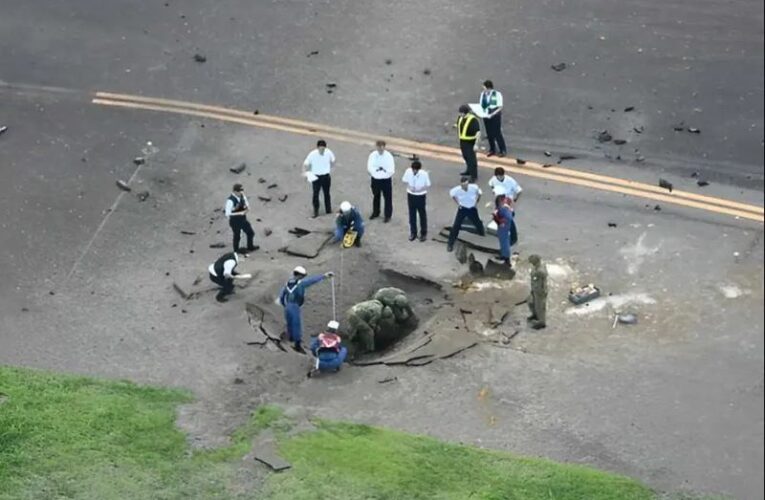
479, 80, 507, 157
367, 140, 395, 222
457, 104, 481, 182
446, 176, 485, 252
224, 183, 258, 254
401, 160, 431, 242
303, 139, 336, 217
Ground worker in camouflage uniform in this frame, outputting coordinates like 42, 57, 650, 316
346, 300, 383, 352
527, 254, 547, 329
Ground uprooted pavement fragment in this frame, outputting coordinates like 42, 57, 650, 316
116, 180, 132, 192
280, 232, 332, 258
230, 162, 246, 174
658, 178, 673, 192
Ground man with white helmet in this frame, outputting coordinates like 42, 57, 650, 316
334, 201, 365, 247
279, 266, 334, 353
308, 320, 348, 375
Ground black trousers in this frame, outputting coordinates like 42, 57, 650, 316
447, 207, 485, 247
483, 113, 507, 154
312, 174, 332, 214
459, 140, 478, 180
407, 193, 427, 237
209, 272, 234, 298
230, 217, 255, 251
370, 177, 393, 218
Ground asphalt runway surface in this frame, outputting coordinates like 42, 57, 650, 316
1, 1, 763, 498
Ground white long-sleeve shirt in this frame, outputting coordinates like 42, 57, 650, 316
208, 254, 239, 278
450, 184, 482, 208
401, 168, 431, 195
303, 148, 336, 176
367, 150, 395, 180
224, 194, 249, 218
488, 175, 522, 200
478, 89, 504, 113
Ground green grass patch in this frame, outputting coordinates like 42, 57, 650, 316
2, 365, 686, 500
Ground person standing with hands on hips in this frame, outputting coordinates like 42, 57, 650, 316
401, 159, 430, 242
225, 183, 258, 254
367, 140, 395, 222
303, 140, 336, 218
446, 176, 485, 252
457, 104, 481, 182
479, 80, 507, 158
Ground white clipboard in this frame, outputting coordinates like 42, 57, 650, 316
468, 103, 489, 119
303, 171, 318, 183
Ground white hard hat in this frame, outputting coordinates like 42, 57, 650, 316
339, 201, 352, 213
493, 185, 507, 196
293, 265, 307, 276
327, 320, 339, 330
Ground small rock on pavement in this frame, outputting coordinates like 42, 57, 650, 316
116, 180, 132, 192
597, 130, 613, 143
0, 125, 8, 136
209, 242, 227, 249
624, 106, 635, 112
516, 158, 526, 165
654, 204, 662, 211
230, 162, 247, 174
672, 121, 686, 131
133, 156, 146, 165
193, 53, 207, 63
306, 50, 319, 57
136, 191, 150, 202
607, 222, 618, 228
233, 377, 245, 384
687, 127, 701, 134
658, 178, 673, 192
422, 68, 431, 75
613, 139, 627, 145
278, 195, 288, 202
258, 177, 267, 184
385, 58, 393, 65
551, 62, 567, 72
264, 228, 273, 236
377, 376, 398, 384
558, 154, 577, 162
697, 180, 710, 187
633, 126, 644, 134
257, 195, 272, 202
544, 151, 552, 157
325, 82, 337, 88
180, 230, 196, 235
267, 183, 278, 189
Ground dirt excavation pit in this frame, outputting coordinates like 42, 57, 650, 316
243, 249, 530, 367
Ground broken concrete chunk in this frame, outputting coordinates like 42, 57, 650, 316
325, 82, 337, 88
267, 183, 278, 189
180, 230, 196, 235
209, 242, 226, 249
624, 106, 635, 112
133, 156, 146, 165
306, 50, 319, 57
230, 162, 246, 174
193, 53, 206, 63
672, 121, 686, 131
136, 191, 150, 202
608, 222, 618, 228
264, 228, 273, 237
516, 158, 526, 165
687, 127, 701, 134
257, 177, 267, 184
257, 195, 272, 202
613, 139, 627, 145
288, 227, 311, 237
0, 126, 8, 136
633, 126, 644, 134
116, 180, 132, 192
544, 151, 552, 157
616, 313, 638, 325
278, 195, 288, 202
551, 62, 567, 72
658, 178, 673, 192
597, 130, 613, 143
697, 180, 710, 187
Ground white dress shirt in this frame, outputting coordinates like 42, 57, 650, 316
450, 184, 482, 208
224, 194, 249, 218
367, 150, 395, 180
303, 148, 336, 176
208, 254, 239, 278
401, 168, 431, 195
479, 89, 504, 112
488, 175, 522, 199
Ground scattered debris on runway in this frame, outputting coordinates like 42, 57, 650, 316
193, 53, 207, 63
551, 62, 567, 72
116, 180, 131, 192
658, 178, 673, 192
230, 162, 246, 174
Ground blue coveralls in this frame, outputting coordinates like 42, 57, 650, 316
495, 205, 514, 260
310, 337, 348, 372
279, 275, 326, 347
334, 208, 365, 243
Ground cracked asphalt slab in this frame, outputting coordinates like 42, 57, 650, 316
1, 1, 763, 499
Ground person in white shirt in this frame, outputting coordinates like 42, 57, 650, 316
303, 139, 336, 217
401, 160, 431, 242
488, 167, 522, 202
208, 252, 250, 302
367, 140, 395, 222
479, 80, 507, 157
446, 176, 485, 252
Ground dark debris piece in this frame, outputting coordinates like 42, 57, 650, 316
691, 171, 699, 178
230, 162, 247, 174
264, 228, 273, 236
258, 177, 267, 184
116, 180, 131, 192
544, 151, 552, 157
267, 183, 278, 189
687, 127, 701, 134
278, 194, 288, 202
385, 58, 393, 65
325, 82, 337, 88
697, 180, 710, 187
136, 191, 150, 202
516, 158, 526, 165
558, 154, 577, 162
624, 106, 635, 112
193, 53, 207, 63
608, 222, 618, 228
654, 204, 662, 211
209, 242, 226, 249
257, 195, 272, 202
551, 62, 567, 72
180, 230, 196, 235
597, 130, 613, 143
658, 178, 673, 192
614, 139, 627, 145
306, 50, 319, 57
423, 68, 431, 75
633, 126, 644, 134
133, 156, 146, 165
672, 121, 686, 131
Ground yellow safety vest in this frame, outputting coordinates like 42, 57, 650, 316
457, 114, 478, 141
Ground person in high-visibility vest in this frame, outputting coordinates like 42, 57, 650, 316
479, 80, 507, 157
457, 104, 481, 182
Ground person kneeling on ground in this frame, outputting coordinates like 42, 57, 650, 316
208, 252, 251, 302
309, 321, 348, 374
334, 201, 365, 247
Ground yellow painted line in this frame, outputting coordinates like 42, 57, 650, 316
92, 95, 764, 223
95, 91, 764, 216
